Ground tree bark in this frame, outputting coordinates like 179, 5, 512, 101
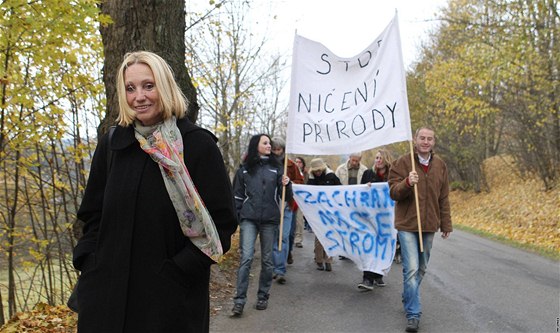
98, 0, 199, 136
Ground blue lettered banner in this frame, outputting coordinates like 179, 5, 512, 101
292, 183, 397, 275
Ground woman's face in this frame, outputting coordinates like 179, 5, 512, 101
375, 152, 385, 169
125, 63, 163, 126
295, 158, 304, 171
257, 136, 271, 156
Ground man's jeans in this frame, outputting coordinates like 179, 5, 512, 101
272, 206, 293, 276
398, 231, 435, 320
234, 220, 277, 305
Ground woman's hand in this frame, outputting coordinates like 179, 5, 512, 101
282, 175, 290, 186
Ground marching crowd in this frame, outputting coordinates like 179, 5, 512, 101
230, 129, 452, 333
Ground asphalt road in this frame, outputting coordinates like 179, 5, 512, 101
210, 229, 560, 333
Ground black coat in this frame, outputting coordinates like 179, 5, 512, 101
361, 168, 388, 183
232, 157, 290, 224
307, 171, 341, 186
73, 117, 238, 333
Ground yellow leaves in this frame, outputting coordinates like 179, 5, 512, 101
451, 155, 560, 257
28, 246, 47, 262
53, 178, 70, 191
232, 119, 247, 128
213, 123, 228, 133
0, 304, 78, 333
97, 13, 113, 27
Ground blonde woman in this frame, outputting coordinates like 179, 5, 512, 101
358, 149, 395, 290
72, 51, 237, 332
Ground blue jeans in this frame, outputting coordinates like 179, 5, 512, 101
398, 231, 435, 320
288, 207, 297, 252
234, 220, 277, 305
272, 206, 293, 276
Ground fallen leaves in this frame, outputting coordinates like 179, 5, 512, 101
450, 155, 560, 256
0, 304, 77, 333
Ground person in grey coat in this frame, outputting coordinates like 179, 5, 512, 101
72, 51, 237, 333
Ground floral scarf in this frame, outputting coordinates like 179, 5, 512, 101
134, 117, 223, 262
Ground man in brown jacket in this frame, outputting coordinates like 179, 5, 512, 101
388, 127, 452, 333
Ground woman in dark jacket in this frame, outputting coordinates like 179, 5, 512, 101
358, 148, 395, 290
72, 51, 237, 333
231, 134, 291, 316
307, 158, 341, 271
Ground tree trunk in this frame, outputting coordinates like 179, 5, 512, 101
98, 0, 199, 136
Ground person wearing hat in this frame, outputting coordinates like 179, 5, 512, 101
306, 158, 341, 271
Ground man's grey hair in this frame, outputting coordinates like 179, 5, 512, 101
349, 152, 362, 158
271, 137, 286, 149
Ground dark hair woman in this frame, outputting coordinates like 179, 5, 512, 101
231, 134, 291, 316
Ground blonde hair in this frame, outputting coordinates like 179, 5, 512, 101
374, 149, 394, 173
116, 51, 188, 126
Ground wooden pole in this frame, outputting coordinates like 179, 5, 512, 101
278, 152, 289, 250
409, 141, 424, 252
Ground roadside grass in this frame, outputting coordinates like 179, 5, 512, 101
0, 257, 76, 311
453, 224, 559, 260
449, 155, 559, 261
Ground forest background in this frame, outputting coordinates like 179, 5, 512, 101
0, 0, 558, 330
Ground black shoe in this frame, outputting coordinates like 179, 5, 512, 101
339, 255, 348, 260
256, 299, 268, 310
316, 263, 325, 271
277, 275, 286, 284
405, 318, 419, 332
287, 252, 293, 264
325, 263, 332, 271
374, 277, 386, 287
231, 303, 244, 316
358, 278, 374, 291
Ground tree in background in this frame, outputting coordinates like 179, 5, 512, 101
407, 0, 558, 191
0, 0, 104, 324
0, 0, 226, 323
186, 1, 288, 175
99, 0, 199, 132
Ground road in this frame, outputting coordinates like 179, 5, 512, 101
210, 229, 560, 332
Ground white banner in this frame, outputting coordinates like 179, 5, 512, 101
286, 13, 412, 155
292, 183, 397, 275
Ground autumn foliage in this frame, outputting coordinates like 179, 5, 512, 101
0, 303, 76, 333
450, 155, 560, 256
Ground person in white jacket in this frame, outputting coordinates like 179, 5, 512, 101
335, 152, 368, 186
335, 152, 367, 260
